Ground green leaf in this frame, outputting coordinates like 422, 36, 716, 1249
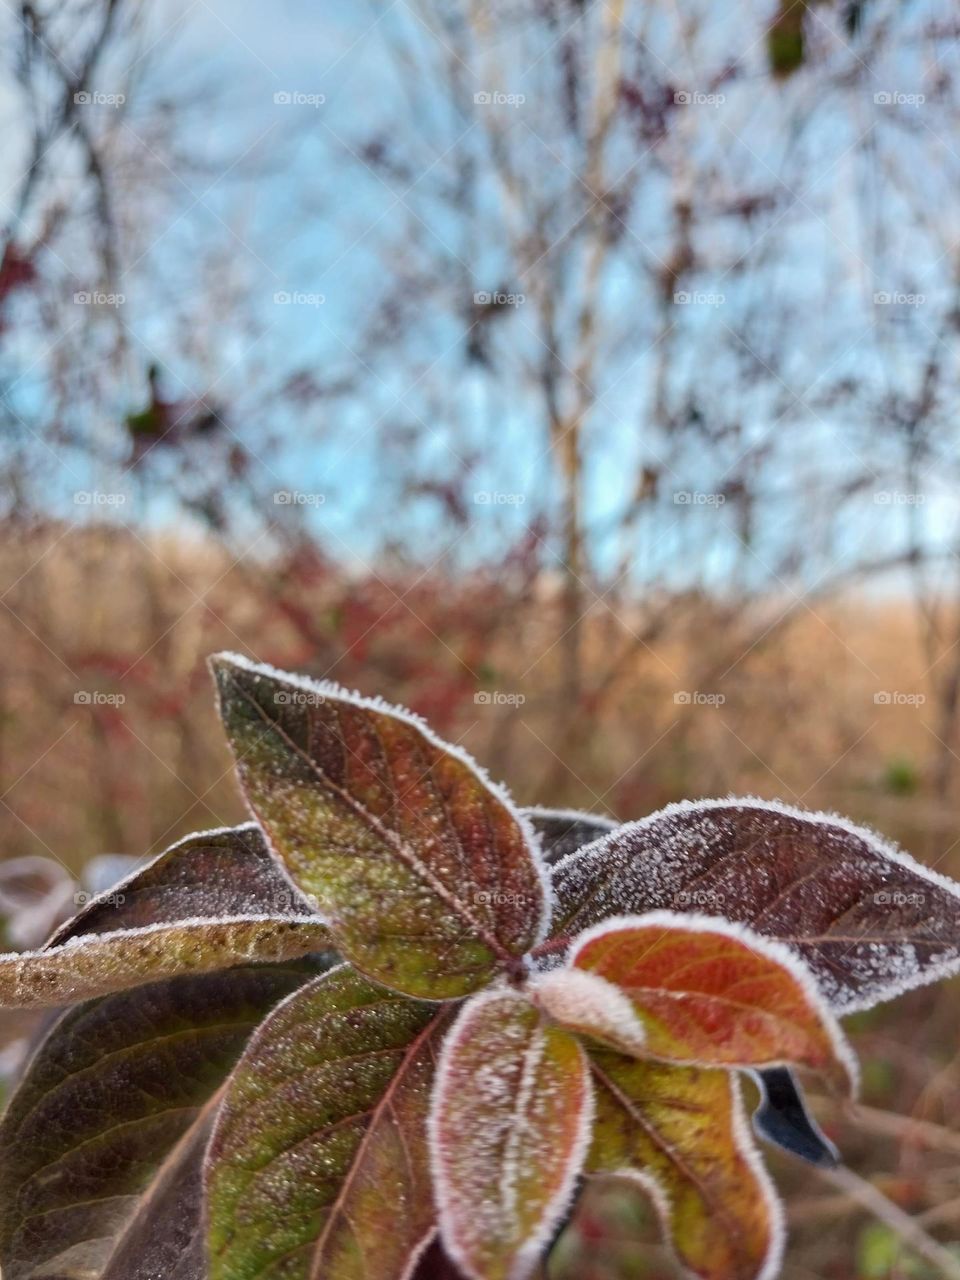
0, 959, 328, 1280
210, 654, 549, 998
206, 963, 448, 1280
429, 989, 593, 1280
588, 1050, 783, 1280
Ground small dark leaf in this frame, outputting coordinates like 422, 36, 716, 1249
750, 1068, 838, 1168
523, 807, 616, 866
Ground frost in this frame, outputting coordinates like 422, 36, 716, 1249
552, 796, 960, 1014
531, 968, 647, 1056
428, 989, 593, 1280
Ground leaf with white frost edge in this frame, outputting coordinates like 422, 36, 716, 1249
429, 988, 594, 1280
210, 652, 551, 999
206, 963, 447, 1280
750, 1068, 839, 1169
0, 914, 330, 1009
567, 911, 858, 1092
550, 797, 960, 1013
588, 1051, 785, 1280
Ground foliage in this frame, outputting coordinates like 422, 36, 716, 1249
1, 654, 960, 1280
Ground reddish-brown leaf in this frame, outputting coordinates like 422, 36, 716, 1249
211, 654, 549, 998
550, 798, 960, 1012
566, 913, 855, 1088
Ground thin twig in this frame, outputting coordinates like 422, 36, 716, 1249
818, 1164, 960, 1280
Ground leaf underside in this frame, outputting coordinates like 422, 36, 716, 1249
551, 799, 960, 1012
211, 654, 548, 998
430, 990, 592, 1280
588, 1049, 782, 1280
750, 1068, 838, 1168
206, 963, 448, 1280
0, 959, 330, 1280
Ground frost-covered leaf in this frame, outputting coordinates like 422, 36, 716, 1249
0, 914, 330, 1008
47, 822, 318, 946
588, 1050, 783, 1280
206, 962, 447, 1280
750, 1068, 838, 1168
551, 798, 960, 1012
522, 807, 616, 866
568, 912, 855, 1088
429, 989, 593, 1280
211, 653, 549, 998
0, 824, 329, 1010
530, 968, 648, 1056
0, 959, 327, 1280
99, 1110, 212, 1280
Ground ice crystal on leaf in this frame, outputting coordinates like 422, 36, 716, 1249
0, 662, 958, 1280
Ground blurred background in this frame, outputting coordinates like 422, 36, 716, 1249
2, 0, 960, 1275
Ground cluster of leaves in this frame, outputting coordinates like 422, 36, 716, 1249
2, 654, 960, 1280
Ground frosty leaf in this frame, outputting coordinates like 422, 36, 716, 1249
0, 914, 330, 1008
211, 653, 549, 998
206, 963, 447, 1280
530, 968, 647, 1056
551, 797, 960, 1012
522, 807, 617, 866
569, 913, 856, 1088
0, 959, 327, 1280
47, 822, 319, 947
99, 1110, 212, 1280
429, 989, 593, 1280
750, 1068, 838, 1168
588, 1049, 784, 1280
